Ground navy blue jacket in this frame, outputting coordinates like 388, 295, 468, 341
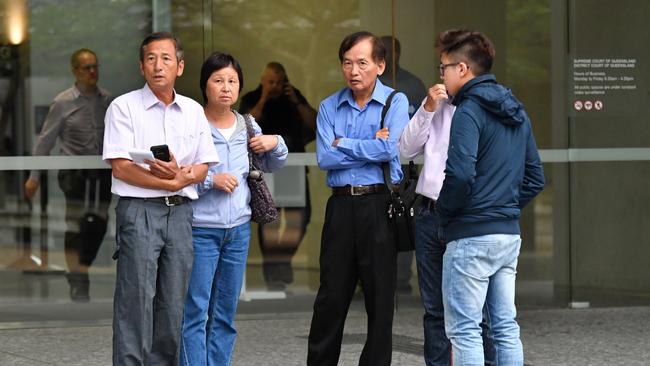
437, 74, 545, 242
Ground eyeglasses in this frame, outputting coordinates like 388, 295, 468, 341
438, 62, 460, 76
342, 59, 370, 71
77, 64, 100, 72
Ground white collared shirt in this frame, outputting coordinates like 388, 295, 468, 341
102, 84, 220, 199
399, 98, 455, 200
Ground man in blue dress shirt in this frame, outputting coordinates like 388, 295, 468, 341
307, 31, 410, 366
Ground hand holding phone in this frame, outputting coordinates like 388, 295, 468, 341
147, 145, 177, 180
150, 144, 171, 162
284, 82, 300, 104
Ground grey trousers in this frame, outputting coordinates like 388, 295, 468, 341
113, 197, 194, 366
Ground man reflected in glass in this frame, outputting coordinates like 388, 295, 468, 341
24, 48, 112, 302
239, 62, 316, 291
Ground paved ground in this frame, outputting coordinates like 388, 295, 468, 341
0, 305, 648, 365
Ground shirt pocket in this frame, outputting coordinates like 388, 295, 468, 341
171, 133, 197, 165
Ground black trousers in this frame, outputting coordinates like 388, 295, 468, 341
258, 176, 312, 285
307, 192, 397, 366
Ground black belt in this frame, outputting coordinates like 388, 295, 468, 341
123, 195, 190, 206
332, 184, 390, 196
422, 196, 437, 211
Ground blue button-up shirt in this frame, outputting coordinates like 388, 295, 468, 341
316, 79, 410, 187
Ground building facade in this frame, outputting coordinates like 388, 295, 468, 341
0, 0, 648, 324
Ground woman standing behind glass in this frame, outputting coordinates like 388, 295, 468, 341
180, 53, 288, 366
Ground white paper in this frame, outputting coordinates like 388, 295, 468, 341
128, 149, 155, 164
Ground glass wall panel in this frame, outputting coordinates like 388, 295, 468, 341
209, 0, 394, 301
569, 161, 650, 306
567, 0, 650, 306
1, 0, 648, 327
391, 0, 563, 308
0, 0, 210, 322
0, 168, 116, 322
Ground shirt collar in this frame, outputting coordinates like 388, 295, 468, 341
142, 83, 182, 111
72, 84, 106, 99
337, 78, 392, 109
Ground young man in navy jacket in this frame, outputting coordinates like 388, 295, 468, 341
435, 29, 545, 366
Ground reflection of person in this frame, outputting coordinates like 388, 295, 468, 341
239, 62, 316, 290
24, 48, 112, 302
400, 84, 495, 364
379, 36, 426, 117
307, 31, 409, 366
102, 32, 220, 365
180, 52, 287, 365
435, 29, 544, 365
379, 35, 427, 295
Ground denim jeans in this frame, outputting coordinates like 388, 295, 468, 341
414, 201, 451, 365
442, 234, 523, 366
415, 200, 496, 366
180, 223, 251, 366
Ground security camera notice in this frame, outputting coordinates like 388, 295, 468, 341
571, 58, 638, 112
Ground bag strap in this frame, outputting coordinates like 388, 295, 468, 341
242, 113, 259, 171
381, 90, 399, 192
83, 178, 101, 213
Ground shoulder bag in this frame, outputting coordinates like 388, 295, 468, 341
381, 91, 417, 252
243, 114, 280, 225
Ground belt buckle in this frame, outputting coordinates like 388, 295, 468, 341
350, 186, 364, 196
164, 196, 176, 207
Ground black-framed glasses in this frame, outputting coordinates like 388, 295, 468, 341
77, 64, 100, 72
438, 62, 460, 76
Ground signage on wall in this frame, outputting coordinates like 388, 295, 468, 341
571, 57, 639, 114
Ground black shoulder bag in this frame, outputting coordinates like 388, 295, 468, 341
78, 175, 108, 265
381, 91, 417, 252
243, 114, 280, 225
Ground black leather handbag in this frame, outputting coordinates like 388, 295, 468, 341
381, 91, 417, 252
243, 114, 279, 225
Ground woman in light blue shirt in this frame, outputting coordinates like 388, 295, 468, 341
180, 52, 287, 366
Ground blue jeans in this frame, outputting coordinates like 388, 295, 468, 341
414, 201, 451, 365
180, 223, 251, 366
416, 201, 495, 365
442, 234, 523, 366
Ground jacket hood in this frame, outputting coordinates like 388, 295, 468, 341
452, 74, 527, 126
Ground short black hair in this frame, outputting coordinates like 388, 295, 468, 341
265, 61, 288, 82
70, 48, 97, 68
380, 36, 401, 57
199, 52, 244, 103
435, 29, 495, 75
139, 32, 184, 62
338, 31, 386, 64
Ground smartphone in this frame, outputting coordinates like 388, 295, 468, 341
282, 75, 291, 93
150, 144, 171, 162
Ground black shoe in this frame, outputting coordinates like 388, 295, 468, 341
65, 272, 90, 303
266, 280, 287, 292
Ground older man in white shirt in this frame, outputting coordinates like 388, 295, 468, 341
399, 83, 494, 366
103, 32, 219, 366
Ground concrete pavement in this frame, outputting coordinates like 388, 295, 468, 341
1, 305, 648, 365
